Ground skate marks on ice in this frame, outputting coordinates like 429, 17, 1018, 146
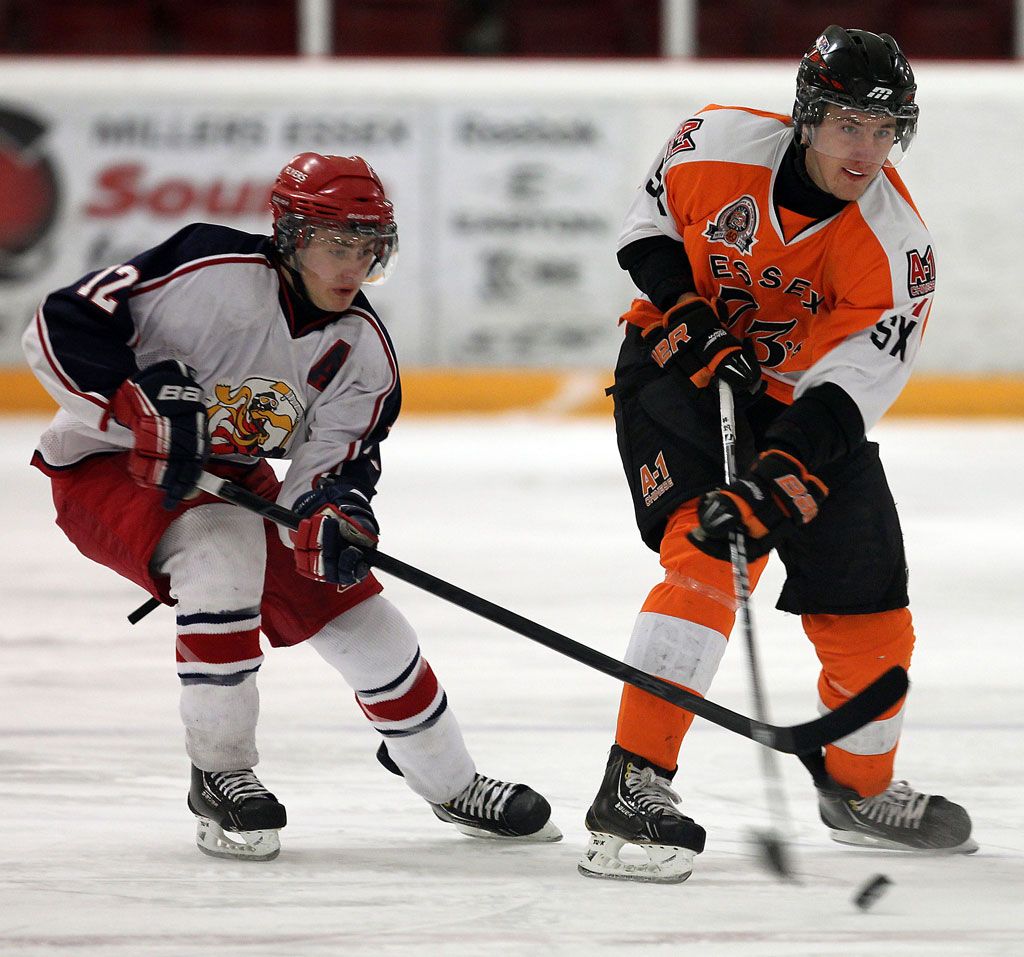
2, 417, 1023, 955
1, 813, 1019, 957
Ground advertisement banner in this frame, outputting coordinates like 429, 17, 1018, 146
0, 97, 426, 365
5, 61, 1024, 378
432, 103, 637, 366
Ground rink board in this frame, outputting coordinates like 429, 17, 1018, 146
2, 366, 1023, 416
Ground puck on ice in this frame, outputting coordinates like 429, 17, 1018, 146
853, 873, 892, 910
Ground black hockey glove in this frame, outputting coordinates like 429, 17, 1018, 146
292, 479, 379, 586
106, 360, 210, 510
688, 449, 829, 560
643, 296, 764, 397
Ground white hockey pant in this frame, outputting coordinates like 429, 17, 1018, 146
154, 503, 265, 772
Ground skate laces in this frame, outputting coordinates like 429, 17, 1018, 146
208, 769, 273, 802
624, 764, 682, 816
447, 774, 517, 821
852, 780, 930, 829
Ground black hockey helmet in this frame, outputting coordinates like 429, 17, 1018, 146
793, 25, 918, 150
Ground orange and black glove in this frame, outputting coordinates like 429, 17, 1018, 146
643, 296, 764, 397
689, 449, 828, 559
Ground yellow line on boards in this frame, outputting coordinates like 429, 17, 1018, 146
1, 368, 1022, 417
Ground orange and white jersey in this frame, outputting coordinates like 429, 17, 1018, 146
620, 104, 935, 430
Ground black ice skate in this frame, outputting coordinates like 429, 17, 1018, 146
188, 765, 287, 861
432, 774, 562, 842
578, 744, 706, 884
818, 777, 977, 854
374, 742, 561, 842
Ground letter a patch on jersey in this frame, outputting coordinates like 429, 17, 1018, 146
666, 117, 704, 157
906, 246, 935, 297
704, 196, 759, 256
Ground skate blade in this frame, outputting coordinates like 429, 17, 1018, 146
451, 818, 563, 843
828, 827, 979, 855
195, 816, 282, 861
577, 832, 695, 884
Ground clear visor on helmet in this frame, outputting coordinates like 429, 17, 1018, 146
279, 214, 399, 285
803, 100, 917, 168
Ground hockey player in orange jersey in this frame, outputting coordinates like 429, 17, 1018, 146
578, 25, 976, 884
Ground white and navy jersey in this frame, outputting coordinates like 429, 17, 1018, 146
23, 223, 401, 510
619, 105, 935, 431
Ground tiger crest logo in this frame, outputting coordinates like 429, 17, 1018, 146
207, 377, 303, 458
704, 196, 759, 255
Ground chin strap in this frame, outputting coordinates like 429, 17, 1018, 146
277, 255, 319, 310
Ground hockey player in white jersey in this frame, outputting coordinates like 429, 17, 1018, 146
23, 152, 561, 860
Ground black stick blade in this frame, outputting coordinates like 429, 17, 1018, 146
774, 666, 909, 753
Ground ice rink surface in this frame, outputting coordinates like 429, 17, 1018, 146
1, 414, 1022, 956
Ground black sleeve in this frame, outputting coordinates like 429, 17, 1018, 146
332, 448, 382, 501
764, 382, 866, 470
39, 280, 139, 399
617, 235, 697, 312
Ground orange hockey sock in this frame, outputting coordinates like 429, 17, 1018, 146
614, 505, 768, 770
804, 609, 914, 796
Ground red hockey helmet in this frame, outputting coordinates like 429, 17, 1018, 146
270, 153, 398, 283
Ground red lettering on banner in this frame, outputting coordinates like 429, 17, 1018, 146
85, 163, 272, 218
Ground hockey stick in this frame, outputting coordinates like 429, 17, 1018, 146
716, 378, 794, 878
176, 469, 906, 755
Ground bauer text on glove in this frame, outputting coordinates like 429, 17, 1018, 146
643, 296, 764, 396
292, 480, 379, 586
689, 449, 828, 557
105, 359, 210, 510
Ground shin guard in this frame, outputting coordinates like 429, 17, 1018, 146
615, 504, 768, 770
805, 609, 914, 796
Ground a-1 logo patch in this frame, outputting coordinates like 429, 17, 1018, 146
906, 246, 935, 297
640, 451, 674, 507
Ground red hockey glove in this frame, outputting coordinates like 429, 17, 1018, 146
689, 449, 829, 559
107, 360, 210, 510
292, 480, 379, 586
643, 296, 764, 397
